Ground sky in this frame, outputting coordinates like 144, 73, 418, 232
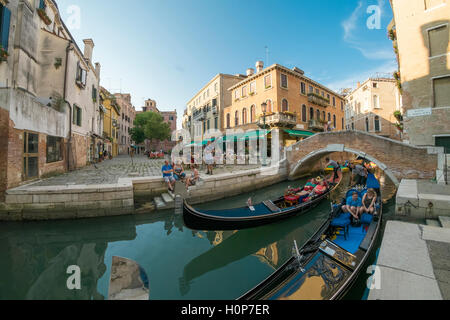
56, 0, 397, 129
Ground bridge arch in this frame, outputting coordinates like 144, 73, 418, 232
286, 131, 440, 187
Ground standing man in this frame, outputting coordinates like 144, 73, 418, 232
204, 141, 215, 175
350, 162, 368, 187
325, 157, 341, 183
162, 160, 175, 192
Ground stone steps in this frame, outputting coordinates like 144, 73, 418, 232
153, 192, 175, 210
426, 219, 442, 227
154, 196, 166, 210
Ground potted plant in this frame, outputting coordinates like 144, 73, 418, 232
388, 28, 396, 41
0, 45, 8, 62
54, 58, 62, 69
393, 111, 403, 122
37, 8, 52, 25
395, 123, 403, 132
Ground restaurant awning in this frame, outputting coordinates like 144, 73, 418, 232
284, 129, 315, 138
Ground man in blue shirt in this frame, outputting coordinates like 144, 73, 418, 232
162, 160, 175, 192
342, 191, 362, 220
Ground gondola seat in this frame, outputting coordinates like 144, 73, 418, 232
284, 195, 300, 207
361, 213, 373, 225
331, 212, 351, 240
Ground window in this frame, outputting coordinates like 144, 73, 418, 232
351, 122, 354, 130
282, 99, 289, 112
309, 85, 313, 93
242, 86, 248, 97
373, 95, 379, 109
264, 74, 272, 88
309, 107, 314, 120
301, 82, 306, 95
374, 116, 381, 132
365, 117, 370, 132
373, 82, 378, 88
214, 83, 218, 93
250, 81, 256, 93
341, 118, 344, 130
242, 108, 247, 124
428, 25, 448, 57
321, 91, 325, 97
73, 105, 82, 126
327, 94, 330, 101
315, 88, 320, 95
250, 105, 255, 123
266, 100, 272, 113
328, 113, 331, 122
235, 90, 239, 99
23, 132, 39, 179
76, 62, 87, 87
203, 121, 206, 133
433, 76, 450, 107
214, 117, 218, 129
207, 89, 210, 97
235, 111, 239, 126
341, 101, 344, 111
333, 115, 336, 128
280, 74, 288, 88
39, 0, 46, 10
316, 110, 320, 120
322, 111, 326, 121
169, 116, 174, 121
425, 0, 445, 10
0, 4, 12, 53
332, 97, 336, 107
207, 119, 210, 130
302, 105, 307, 122
227, 114, 231, 128
47, 136, 63, 163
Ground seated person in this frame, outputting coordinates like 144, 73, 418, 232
304, 177, 319, 191
342, 191, 362, 220
162, 160, 175, 192
360, 188, 377, 215
173, 162, 186, 181
186, 165, 200, 188
296, 181, 328, 202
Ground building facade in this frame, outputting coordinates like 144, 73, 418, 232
389, 0, 450, 148
183, 73, 246, 141
0, 0, 102, 199
139, 99, 177, 153
225, 62, 345, 146
115, 93, 136, 155
344, 78, 403, 140
100, 87, 120, 156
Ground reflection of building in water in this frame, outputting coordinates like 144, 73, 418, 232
253, 243, 279, 270
108, 256, 149, 300
0, 220, 137, 300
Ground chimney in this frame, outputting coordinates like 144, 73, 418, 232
357, 82, 361, 88
95, 62, 101, 78
83, 39, 95, 62
246, 68, 255, 76
256, 61, 264, 73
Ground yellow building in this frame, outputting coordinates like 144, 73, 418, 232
225, 62, 346, 147
389, 0, 450, 148
100, 87, 120, 156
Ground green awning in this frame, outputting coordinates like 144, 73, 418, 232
239, 130, 270, 141
284, 129, 315, 138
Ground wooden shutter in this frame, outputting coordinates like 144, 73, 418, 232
1, 5, 11, 51
434, 77, 450, 107
428, 25, 448, 57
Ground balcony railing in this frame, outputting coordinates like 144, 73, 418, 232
308, 119, 325, 131
258, 112, 297, 128
308, 93, 329, 107
212, 106, 218, 114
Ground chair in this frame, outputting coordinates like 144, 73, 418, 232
331, 212, 351, 240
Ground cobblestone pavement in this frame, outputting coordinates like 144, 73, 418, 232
30, 155, 261, 186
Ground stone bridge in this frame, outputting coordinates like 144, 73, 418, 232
286, 131, 443, 187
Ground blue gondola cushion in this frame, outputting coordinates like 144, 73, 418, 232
361, 213, 373, 225
331, 212, 351, 228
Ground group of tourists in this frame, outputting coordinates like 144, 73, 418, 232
342, 188, 378, 221
162, 160, 200, 192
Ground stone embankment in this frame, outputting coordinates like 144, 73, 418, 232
0, 161, 288, 221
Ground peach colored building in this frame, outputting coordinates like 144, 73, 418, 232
225, 62, 345, 146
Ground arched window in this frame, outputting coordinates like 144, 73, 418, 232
242, 108, 247, 124
374, 116, 380, 132
227, 113, 231, 128
302, 105, 307, 122
328, 113, 331, 122
365, 117, 369, 132
266, 100, 273, 113
235, 111, 239, 126
282, 99, 289, 112
250, 105, 256, 123
316, 110, 321, 121
322, 111, 326, 121
341, 118, 344, 130
333, 115, 336, 128
309, 107, 314, 120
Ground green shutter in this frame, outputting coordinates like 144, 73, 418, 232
1, 5, 11, 52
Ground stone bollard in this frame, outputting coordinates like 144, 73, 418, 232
174, 195, 183, 215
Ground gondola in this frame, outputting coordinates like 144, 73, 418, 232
238, 186, 382, 300
183, 175, 342, 231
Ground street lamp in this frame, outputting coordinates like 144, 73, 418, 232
261, 102, 267, 167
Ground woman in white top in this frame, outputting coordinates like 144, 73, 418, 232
204, 141, 215, 175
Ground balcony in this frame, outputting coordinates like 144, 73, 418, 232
258, 112, 297, 129
308, 93, 329, 108
212, 105, 218, 115
308, 119, 325, 132
193, 111, 205, 122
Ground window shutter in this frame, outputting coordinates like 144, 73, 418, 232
1, 5, 11, 51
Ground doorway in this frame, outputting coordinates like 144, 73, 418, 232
23, 132, 39, 180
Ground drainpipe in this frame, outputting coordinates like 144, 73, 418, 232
64, 41, 74, 171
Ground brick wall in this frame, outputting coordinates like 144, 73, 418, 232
0, 108, 9, 200
287, 131, 438, 181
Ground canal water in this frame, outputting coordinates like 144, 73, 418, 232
0, 173, 396, 300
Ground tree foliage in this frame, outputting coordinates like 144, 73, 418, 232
131, 112, 171, 145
